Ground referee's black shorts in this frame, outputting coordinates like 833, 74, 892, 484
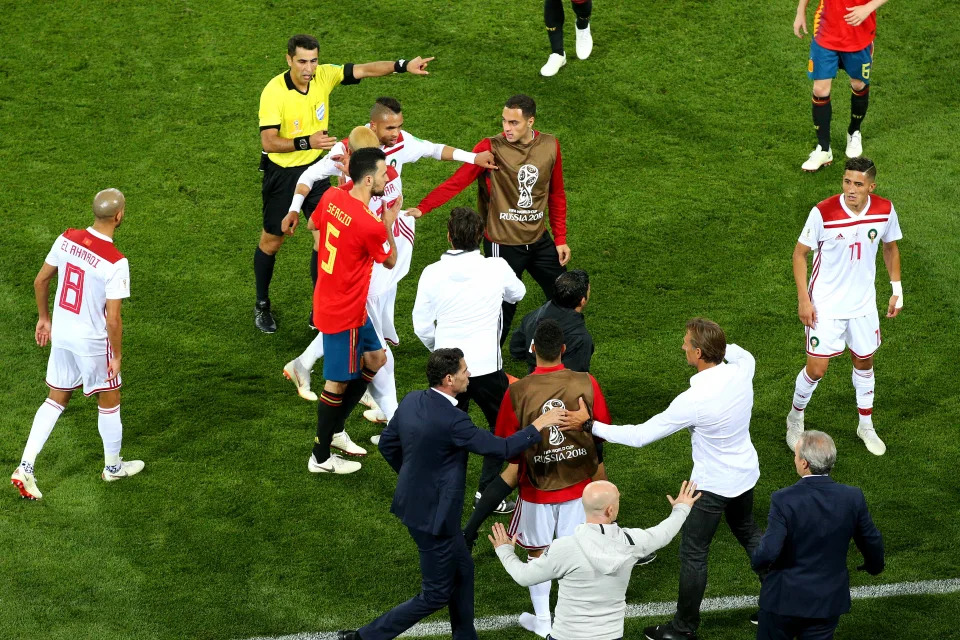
261, 156, 332, 237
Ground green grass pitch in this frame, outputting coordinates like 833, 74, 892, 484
1, 1, 959, 638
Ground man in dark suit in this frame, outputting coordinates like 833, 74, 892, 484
751, 430, 885, 640
338, 348, 569, 640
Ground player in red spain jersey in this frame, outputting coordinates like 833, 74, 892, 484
788, 157, 902, 456
11, 189, 144, 500
305, 147, 399, 475
794, 0, 890, 171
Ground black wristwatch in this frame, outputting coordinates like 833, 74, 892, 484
582, 419, 594, 434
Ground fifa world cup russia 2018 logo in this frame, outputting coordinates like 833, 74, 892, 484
517, 164, 539, 209
542, 398, 566, 446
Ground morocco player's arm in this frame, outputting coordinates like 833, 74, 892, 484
33, 261, 57, 347
883, 240, 902, 317
415, 139, 492, 215
548, 139, 569, 258
105, 298, 123, 381
793, 242, 816, 328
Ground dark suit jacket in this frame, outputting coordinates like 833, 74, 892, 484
752, 475, 884, 619
509, 302, 594, 374
378, 388, 541, 536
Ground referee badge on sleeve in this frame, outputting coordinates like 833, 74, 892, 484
316, 103, 326, 121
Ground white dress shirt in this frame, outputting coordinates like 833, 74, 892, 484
413, 250, 525, 376
593, 344, 760, 498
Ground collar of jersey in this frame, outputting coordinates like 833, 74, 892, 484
86, 227, 113, 243
533, 363, 565, 374
839, 194, 872, 219
283, 71, 310, 96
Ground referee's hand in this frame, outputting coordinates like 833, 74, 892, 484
309, 130, 337, 150
281, 211, 299, 236
407, 56, 435, 75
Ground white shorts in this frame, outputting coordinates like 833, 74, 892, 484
806, 310, 881, 359
46, 346, 122, 396
366, 288, 399, 347
508, 497, 585, 550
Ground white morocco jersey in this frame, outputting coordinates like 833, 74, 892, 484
45, 227, 131, 356
799, 194, 902, 320
372, 127, 445, 175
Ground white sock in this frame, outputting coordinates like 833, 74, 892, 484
792, 367, 821, 412
21, 399, 65, 468
369, 346, 399, 421
298, 332, 325, 372
852, 367, 875, 426
528, 577, 552, 619
98, 405, 123, 468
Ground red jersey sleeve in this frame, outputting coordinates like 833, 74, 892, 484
494, 390, 525, 465
548, 138, 567, 246
589, 375, 611, 425
311, 189, 333, 230
416, 138, 492, 214
364, 220, 391, 264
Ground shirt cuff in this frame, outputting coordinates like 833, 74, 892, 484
554, 235, 567, 246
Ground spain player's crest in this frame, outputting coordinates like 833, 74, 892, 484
868, 228, 878, 242
810, 336, 820, 348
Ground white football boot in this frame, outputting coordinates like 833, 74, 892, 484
575, 25, 593, 60
359, 390, 379, 410
786, 409, 805, 452
102, 458, 145, 482
540, 53, 566, 77
283, 359, 317, 402
857, 425, 887, 456
308, 453, 361, 475
363, 408, 387, 424
331, 431, 367, 457
369, 434, 381, 446
845, 131, 863, 158
801, 145, 833, 172
11, 466, 42, 500
519, 612, 552, 638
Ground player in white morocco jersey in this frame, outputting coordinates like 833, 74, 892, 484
11, 189, 144, 501
787, 157, 903, 457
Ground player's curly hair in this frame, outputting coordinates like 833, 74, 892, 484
287, 34, 319, 55
427, 348, 465, 387
685, 318, 726, 364
844, 156, 877, 181
504, 94, 536, 118
553, 270, 589, 309
533, 319, 564, 362
447, 207, 484, 252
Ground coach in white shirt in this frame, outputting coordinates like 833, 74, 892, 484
413, 206, 525, 506
569, 318, 762, 640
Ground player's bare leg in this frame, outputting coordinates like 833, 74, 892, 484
852, 354, 885, 455
12, 389, 73, 500
787, 355, 830, 451
520, 546, 553, 637
803, 78, 834, 171
846, 78, 868, 158
254, 231, 286, 334
97, 389, 145, 481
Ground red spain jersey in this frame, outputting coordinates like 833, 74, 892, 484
311, 187, 391, 334
813, 0, 877, 52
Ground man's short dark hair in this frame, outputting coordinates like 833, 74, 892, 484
371, 97, 402, 121
504, 94, 536, 119
845, 156, 877, 181
533, 319, 564, 362
427, 348, 464, 387
553, 270, 589, 309
287, 35, 319, 56
685, 317, 726, 364
348, 147, 386, 184
448, 207, 484, 251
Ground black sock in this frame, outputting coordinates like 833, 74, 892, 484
340, 379, 369, 426
544, 0, 565, 54
310, 249, 319, 289
812, 94, 832, 151
313, 389, 345, 461
253, 247, 276, 303
572, 0, 592, 29
849, 86, 870, 134
463, 476, 513, 547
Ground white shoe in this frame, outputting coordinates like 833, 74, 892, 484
360, 390, 379, 411
845, 130, 863, 158
11, 466, 42, 500
331, 431, 367, 457
540, 52, 566, 77
575, 25, 593, 60
857, 425, 886, 456
786, 410, 805, 452
308, 453, 361, 474
801, 145, 833, 172
370, 434, 381, 446
283, 359, 317, 402
363, 408, 387, 423
102, 458, 145, 482
518, 612, 551, 638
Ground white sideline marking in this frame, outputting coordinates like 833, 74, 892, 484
243, 578, 960, 640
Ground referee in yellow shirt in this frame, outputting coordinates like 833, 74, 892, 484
255, 34, 433, 333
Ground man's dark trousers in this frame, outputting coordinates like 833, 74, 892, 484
456, 370, 509, 493
673, 488, 764, 633
756, 610, 839, 640
358, 526, 476, 640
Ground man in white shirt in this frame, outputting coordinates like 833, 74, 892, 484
489, 479, 699, 640
567, 318, 762, 640
11, 189, 144, 500
413, 207, 526, 510
787, 157, 902, 456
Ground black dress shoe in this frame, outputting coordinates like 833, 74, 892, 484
637, 552, 657, 566
643, 623, 698, 640
337, 631, 360, 640
493, 498, 517, 514
750, 611, 759, 625
255, 300, 277, 333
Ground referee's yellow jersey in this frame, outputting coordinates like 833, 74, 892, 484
259, 64, 344, 168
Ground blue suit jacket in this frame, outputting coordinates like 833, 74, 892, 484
752, 475, 884, 619
378, 388, 541, 537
